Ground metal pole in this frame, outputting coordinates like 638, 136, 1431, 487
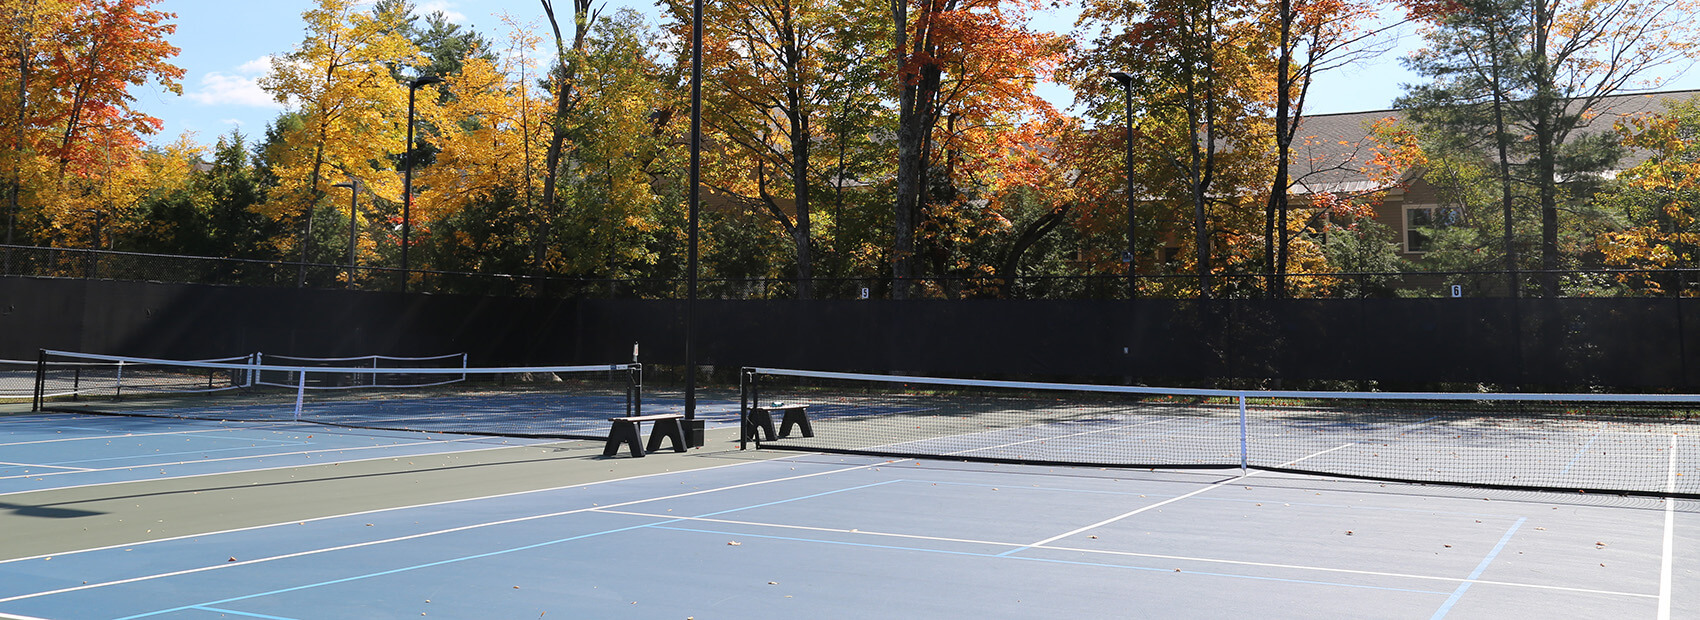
33, 349, 45, 412
403, 87, 418, 293
296, 197, 312, 288
401, 75, 442, 293
1238, 394, 1248, 474
685, 0, 703, 430
335, 182, 358, 288
347, 186, 356, 287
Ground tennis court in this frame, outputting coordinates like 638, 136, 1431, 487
0, 449, 1694, 619
3, 354, 1699, 618
0, 413, 556, 495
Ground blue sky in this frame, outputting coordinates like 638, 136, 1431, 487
141, 0, 1697, 148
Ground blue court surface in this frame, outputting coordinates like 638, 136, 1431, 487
1, 449, 1696, 619
0, 413, 551, 495
29, 393, 745, 443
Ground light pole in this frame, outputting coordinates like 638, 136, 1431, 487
1109, 71, 1137, 299
333, 181, 359, 289
402, 75, 443, 293
684, 0, 704, 445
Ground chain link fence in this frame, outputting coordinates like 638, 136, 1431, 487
2, 244, 1695, 300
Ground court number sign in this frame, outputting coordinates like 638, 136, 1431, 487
1450, 284, 1463, 298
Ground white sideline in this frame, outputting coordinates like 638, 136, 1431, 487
0, 457, 872, 604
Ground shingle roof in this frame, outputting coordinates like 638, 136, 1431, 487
1287, 89, 1700, 194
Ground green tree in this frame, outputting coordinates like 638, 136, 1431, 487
1399, 0, 1699, 297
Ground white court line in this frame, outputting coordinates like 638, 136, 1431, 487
1659, 433, 1678, 620
0, 425, 305, 448
0, 437, 528, 494
1260, 443, 1356, 468
0, 458, 879, 604
1009, 443, 1356, 552
1015, 476, 1240, 551
0, 461, 92, 472
0, 450, 791, 566
943, 417, 1185, 456
596, 508, 1653, 600
0, 611, 54, 620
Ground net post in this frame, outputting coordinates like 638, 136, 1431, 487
627, 363, 643, 417
114, 360, 125, 400
739, 368, 751, 451
32, 349, 45, 412
293, 370, 307, 421
1238, 393, 1249, 474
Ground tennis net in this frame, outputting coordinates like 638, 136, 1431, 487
741, 368, 1700, 498
253, 353, 469, 389
31, 350, 641, 439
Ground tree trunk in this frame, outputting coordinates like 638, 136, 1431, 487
536, 0, 595, 274
1531, 2, 1559, 298
781, 15, 813, 300
891, 0, 948, 300
789, 114, 813, 299
1488, 24, 1517, 299
1265, 0, 1292, 299
996, 204, 1072, 299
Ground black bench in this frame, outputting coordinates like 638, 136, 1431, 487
604, 413, 688, 458
743, 404, 812, 442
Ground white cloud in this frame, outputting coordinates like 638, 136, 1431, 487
237, 56, 273, 75
418, 1, 467, 23
186, 56, 281, 109
221, 119, 245, 126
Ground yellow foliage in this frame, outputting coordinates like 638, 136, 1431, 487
256, 0, 418, 237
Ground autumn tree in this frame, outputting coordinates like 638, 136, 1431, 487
409, 24, 544, 276
1596, 96, 1700, 295
259, 0, 419, 277
683, 0, 832, 298
890, 0, 1065, 298
1263, 0, 1386, 296
0, 0, 180, 252
1065, 0, 1275, 299
0, 0, 65, 255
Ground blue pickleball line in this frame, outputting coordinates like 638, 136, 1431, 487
1429, 517, 1526, 619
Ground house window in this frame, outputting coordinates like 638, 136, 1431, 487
1404, 205, 1460, 253
1161, 247, 1182, 266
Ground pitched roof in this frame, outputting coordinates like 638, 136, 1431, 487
1287, 88, 1700, 195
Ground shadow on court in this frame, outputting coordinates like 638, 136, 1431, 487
0, 501, 104, 519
